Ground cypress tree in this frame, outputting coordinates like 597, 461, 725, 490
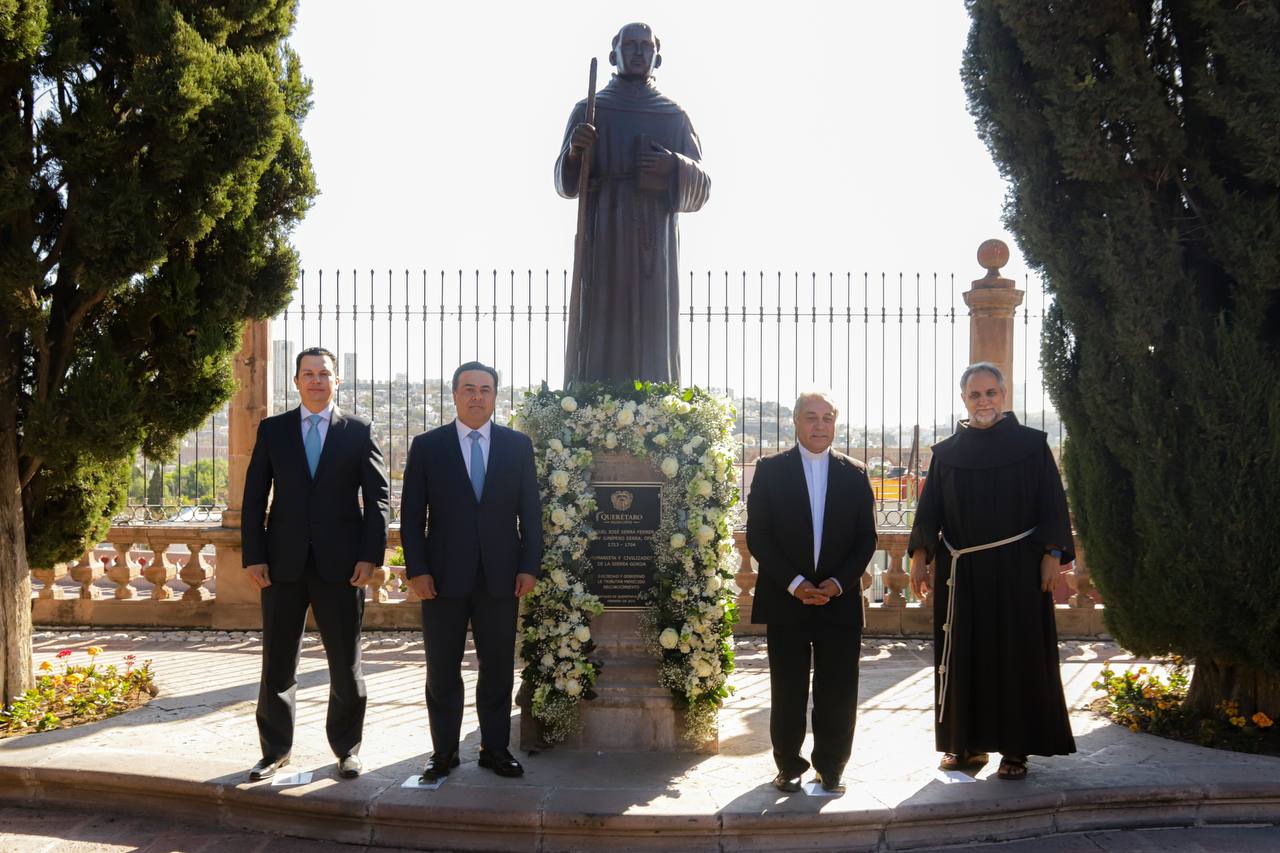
963, 0, 1280, 715
0, 1, 315, 704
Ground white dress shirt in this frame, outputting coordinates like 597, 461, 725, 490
787, 443, 842, 597
455, 418, 493, 478
300, 400, 336, 445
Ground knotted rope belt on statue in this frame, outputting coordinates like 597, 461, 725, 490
935, 526, 1037, 724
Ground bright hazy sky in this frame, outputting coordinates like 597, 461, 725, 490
287, 1, 1033, 281
279, 2, 1057, 426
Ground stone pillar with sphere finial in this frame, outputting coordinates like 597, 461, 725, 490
963, 240, 1025, 410
210, 319, 272, 628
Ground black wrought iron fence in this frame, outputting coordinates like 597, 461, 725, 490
122, 268, 1063, 527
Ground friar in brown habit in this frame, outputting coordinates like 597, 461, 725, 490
555, 22, 710, 386
908, 362, 1077, 781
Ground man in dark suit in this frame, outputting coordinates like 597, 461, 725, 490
241, 346, 390, 781
746, 390, 877, 794
400, 361, 542, 781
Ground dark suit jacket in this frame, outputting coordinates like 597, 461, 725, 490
746, 445, 878, 627
241, 407, 390, 583
399, 421, 543, 597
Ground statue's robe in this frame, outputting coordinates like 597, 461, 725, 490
908, 414, 1077, 757
555, 76, 710, 385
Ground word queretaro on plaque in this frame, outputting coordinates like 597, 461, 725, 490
587, 482, 660, 607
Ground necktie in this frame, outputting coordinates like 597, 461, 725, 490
305, 414, 322, 476
468, 430, 485, 501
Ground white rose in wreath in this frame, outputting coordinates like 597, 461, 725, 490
548, 438, 564, 452
573, 624, 591, 643
705, 575, 722, 594
659, 628, 679, 649
692, 657, 714, 678
549, 470, 570, 492
605, 431, 618, 449
696, 524, 715, 546
616, 407, 635, 427
693, 479, 713, 498
541, 653, 554, 667
661, 457, 679, 478
551, 507, 569, 528
565, 679, 582, 696
561, 396, 578, 412
670, 532, 687, 549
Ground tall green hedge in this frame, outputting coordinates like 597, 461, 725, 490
962, 0, 1280, 704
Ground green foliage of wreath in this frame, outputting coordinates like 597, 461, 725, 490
513, 381, 741, 744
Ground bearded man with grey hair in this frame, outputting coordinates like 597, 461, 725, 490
747, 390, 877, 794
908, 363, 1076, 781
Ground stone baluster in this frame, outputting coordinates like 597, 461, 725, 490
108, 542, 138, 600
880, 536, 909, 608
733, 531, 756, 613
179, 541, 212, 601
69, 549, 97, 599
143, 540, 176, 600
1068, 539, 1094, 609
32, 563, 58, 600
368, 565, 390, 604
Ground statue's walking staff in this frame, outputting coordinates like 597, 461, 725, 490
566, 58, 597, 386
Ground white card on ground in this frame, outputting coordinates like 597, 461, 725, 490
402, 774, 446, 790
934, 769, 977, 784
271, 772, 313, 786
803, 780, 843, 797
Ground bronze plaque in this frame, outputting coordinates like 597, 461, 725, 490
588, 482, 660, 608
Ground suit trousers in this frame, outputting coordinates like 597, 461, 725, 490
766, 621, 862, 779
420, 573, 519, 756
256, 550, 367, 759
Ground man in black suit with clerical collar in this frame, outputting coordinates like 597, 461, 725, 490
747, 391, 878, 794
241, 346, 390, 781
400, 361, 542, 782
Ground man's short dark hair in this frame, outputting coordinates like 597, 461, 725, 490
295, 346, 337, 378
452, 361, 499, 392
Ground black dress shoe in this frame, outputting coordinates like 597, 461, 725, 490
477, 746, 524, 778
772, 772, 802, 793
419, 751, 460, 784
814, 771, 845, 793
248, 754, 290, 781
338, 754, 361, 779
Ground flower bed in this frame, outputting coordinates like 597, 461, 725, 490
513, 382, 740, 744
1, 646, 157, 736
1092, 658, 1278, 755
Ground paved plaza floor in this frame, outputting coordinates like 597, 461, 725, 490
1, 630, 1277, 851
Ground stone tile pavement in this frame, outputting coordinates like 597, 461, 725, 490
1, 630, 1277, 851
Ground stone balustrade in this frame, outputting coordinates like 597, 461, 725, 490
30, 524, 1105, 636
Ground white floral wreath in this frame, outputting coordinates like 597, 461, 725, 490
512, 382, 741, 745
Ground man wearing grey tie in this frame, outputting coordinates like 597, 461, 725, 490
241, 347, 390, 781
400, 362, 543, 781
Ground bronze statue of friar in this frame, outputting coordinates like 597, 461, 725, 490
556, 22, 711, 387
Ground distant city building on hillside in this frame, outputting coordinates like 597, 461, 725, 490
271, 339, 296, 400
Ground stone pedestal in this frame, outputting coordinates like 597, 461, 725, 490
517, 450, 719, 754
519, 609, 717, 753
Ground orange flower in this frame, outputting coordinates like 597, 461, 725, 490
38, 661, 53, 672
86, 646, 104, 657
1230, 715, 1247, 728
1253, 712, 1273, 729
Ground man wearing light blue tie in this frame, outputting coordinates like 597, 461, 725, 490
400, 362, 542, 782
241, 347, 390, 782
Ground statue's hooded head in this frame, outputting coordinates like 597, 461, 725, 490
610, 22, 661, 80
